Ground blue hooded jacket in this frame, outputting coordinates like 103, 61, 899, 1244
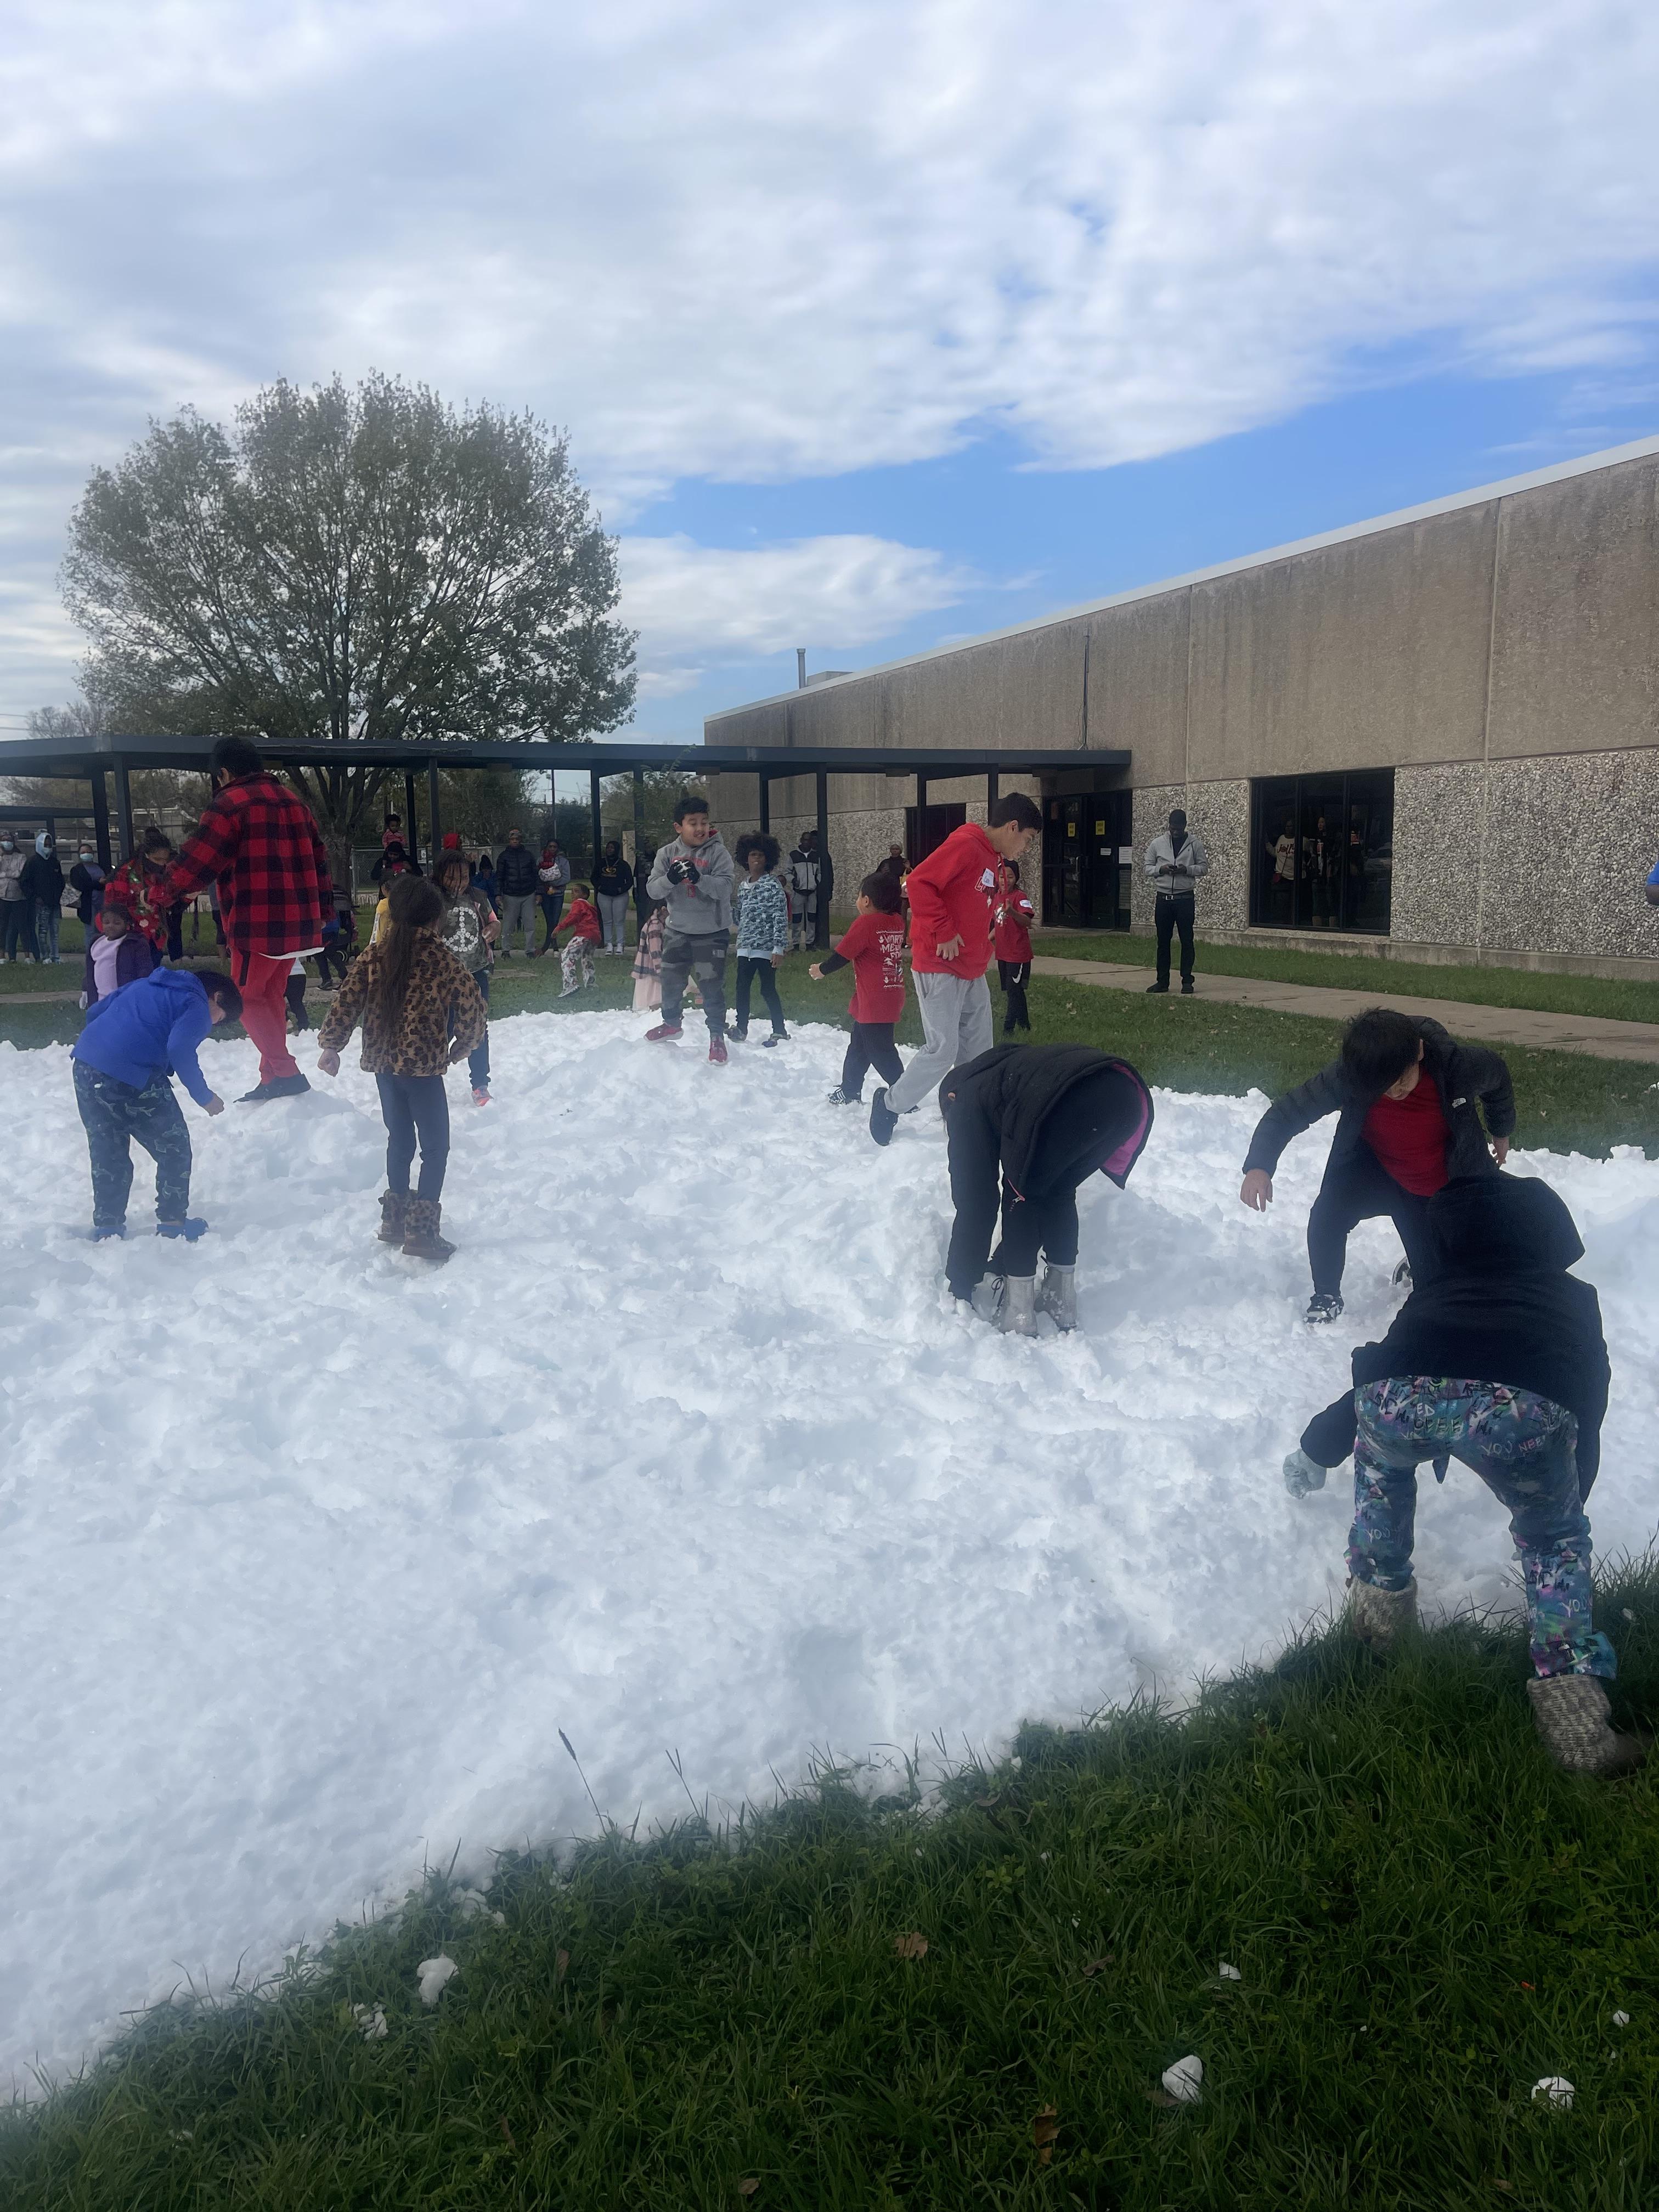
72, 967, 217, 1107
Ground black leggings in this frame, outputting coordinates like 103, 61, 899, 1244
992, 1187, 1079, 1277
734, 957, 786, 1034
1307, 1143, 1435, 1297
839, 1020, 904, 1097
997, 959, 1030, 1032
376, 1072, 450, 1201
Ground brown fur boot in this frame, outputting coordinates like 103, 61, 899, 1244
402, 1196, 455, 1265
1526, 1674, 1646, 1776
379, 1190, 410, 1245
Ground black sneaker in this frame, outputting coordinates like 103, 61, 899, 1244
238, 1073, 312, 1104
1392, 1260, 1413, 1289
1305, 1292, 1345, 1325
869, 1086, 899, 1147
726, 1025, 748, 1042
762, 1030, 788, 1047
1145, 981, 1170, 995
1181, 980, 1195, 995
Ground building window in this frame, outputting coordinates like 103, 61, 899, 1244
1251, 770, 1394, 934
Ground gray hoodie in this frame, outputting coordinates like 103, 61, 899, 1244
647, 832, 734, 934
1143, 829, 1209, 897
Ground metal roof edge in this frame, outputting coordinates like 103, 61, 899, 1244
704, 428, 1659, 723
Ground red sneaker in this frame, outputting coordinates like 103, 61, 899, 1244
644, 1024, 684, 1043
708, 1036, 728, 1065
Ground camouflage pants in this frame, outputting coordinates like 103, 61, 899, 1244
660, 929, 727, 1037
74, 1060, 193, 1229
1350, 1377, 1615, 1679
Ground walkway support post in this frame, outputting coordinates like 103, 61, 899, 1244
758, 772, 770, 835
90, 771, 112, 871
632, 768, 645, 867
590, 766, 603, 874
913, 771, 927, 864
815, 767, 830, 949
403, 772, 419, 859
114, 758, 134, 864
427, 760, 442, 856
986, 768, 999, 815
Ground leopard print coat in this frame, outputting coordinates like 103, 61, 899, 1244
317, 929, 487, 1077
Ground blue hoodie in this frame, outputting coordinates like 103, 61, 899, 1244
72, 967, 217, 1107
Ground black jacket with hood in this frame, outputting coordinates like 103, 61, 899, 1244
1299, 1172, 1611, 1490
939, 1043, 1155, 1295
1243, 1014, 1514, 1182
495, 843, 540, 898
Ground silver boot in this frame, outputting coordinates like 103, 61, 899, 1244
1000, 1274, 1039, 1337
1346, 1575, 1418, 1650
1526, 1674, 1645, 1776
1036, 1262, 1077, 1330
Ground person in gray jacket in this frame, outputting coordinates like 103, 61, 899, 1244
1143, 808, 1209, 994
644, 793, 735, 1062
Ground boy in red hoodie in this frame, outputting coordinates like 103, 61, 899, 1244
870, 793, 1042, 1144
809, 870, 907, 1103
551, 882, 602, 996
994, 860, 1035, 1035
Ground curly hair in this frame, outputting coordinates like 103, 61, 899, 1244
735, 831, 782, 872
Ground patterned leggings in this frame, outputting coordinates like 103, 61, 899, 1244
1350, 1377, 1615, 1679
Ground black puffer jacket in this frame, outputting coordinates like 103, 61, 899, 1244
495, 844, 540, 898
1299, 1173, 1611, 1489
1244, 1015, 1514, 1181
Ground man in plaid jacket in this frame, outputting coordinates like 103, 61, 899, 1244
155, 736, 335, 1102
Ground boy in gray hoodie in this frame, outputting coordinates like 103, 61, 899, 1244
644, 794, 735, 1063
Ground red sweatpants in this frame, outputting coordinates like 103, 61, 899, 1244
234, 949, 300, 1084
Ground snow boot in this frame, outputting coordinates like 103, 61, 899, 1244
402, 1197, 455, 1265
644, 1023, 684, 1043
156, 1217, 208, 1242
826, 1085, 860, 1105
1346, 1575, 1418, 1650
1000, 1275, 1039, 1337
1392, 1260, 1413, 1290
379, 1190, 409, 1245
709, 1035, 729, 1065
1036, 1261, 1077, 1331
869, 1086, 898, 1147
725, 1024, 747, 1041
89, 1223, 126, 1242
1305, 1291, 1345, 1325
238, 1073, 312, 1104
763, 1029, 788, 1047
1526, 1674, 1646, 1776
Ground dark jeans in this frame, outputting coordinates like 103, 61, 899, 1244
313, 909, 354, 985
166, 902, 185, 962
733, 956, 786, 1034
1154, 892, 1194, 987
285, 973, 310, 1031
839, 1019, 904, 1099
74, 1060, 193, 1228
467, 968, 490, 1090
2, 899, 27, 960
991, 1187, 1080, 1278
1307, 1143, 1436, 1298
376, 1072, 450, 1201
997, 958, 1031, 1032
661, 928, 727, 1036
538, 890, 566, 950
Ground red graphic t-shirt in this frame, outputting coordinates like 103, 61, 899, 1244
834, 911, 907, 1023
1362, 1074, 1449, 1195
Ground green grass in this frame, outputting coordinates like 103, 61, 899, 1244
1036, 930, 1659, 1028
7, 1571, 1657, 2211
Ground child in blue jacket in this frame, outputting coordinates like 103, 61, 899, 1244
71, 966, 242, 1240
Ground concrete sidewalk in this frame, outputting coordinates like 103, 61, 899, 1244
1031, 957, 1659, 1065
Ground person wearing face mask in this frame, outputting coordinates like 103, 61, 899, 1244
70, 845, 107, 932
1239, 1006, 1515, 1325
20, 832, 66, 963
0, 833, 29, 962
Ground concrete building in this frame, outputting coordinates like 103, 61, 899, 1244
703, 433, 1659, 978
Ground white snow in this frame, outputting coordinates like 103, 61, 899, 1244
1, 1008, 1656, 2085
415, 1954, 458, 2008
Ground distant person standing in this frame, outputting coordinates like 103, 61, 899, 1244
150, 734, 335, 1104
21, 833, 66, 964
869, 794, 1043, 1145
645, 793, 735, 1061
1143, 808, 1209, 995
1, 833, 31, 962
70, 846, 107, 932
537, 840, 571, 953
592, 839, 635, 953
494, 827, 540, 956
993, 860, 1035, 1035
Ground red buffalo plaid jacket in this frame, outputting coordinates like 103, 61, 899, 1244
157, 772, 334, 959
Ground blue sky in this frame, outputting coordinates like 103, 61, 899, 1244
2, 2, 1657, 746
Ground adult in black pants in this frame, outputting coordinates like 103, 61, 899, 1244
1240, 1007, 1515, 1325
941, 1043, 1154, 1335
1142, 807, 1209, 994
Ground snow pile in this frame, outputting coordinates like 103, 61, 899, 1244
1, 1009, 1655, 2083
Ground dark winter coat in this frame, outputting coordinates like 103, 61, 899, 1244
70, 860, 107, 924
939, 1045, 1155, 1296
1242, 1015, 1514, 1181
592, 856, 634, 899
1299, 1173, 1611, 1489
495, 844, 540, 898
82, 930, 154, 1004
19, 850, 65, 910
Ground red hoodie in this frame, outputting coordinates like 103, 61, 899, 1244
554, 896, 602, 945
905, 823, 1000, 979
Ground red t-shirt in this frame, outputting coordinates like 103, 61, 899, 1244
994, 889, 1034, 962
834, 911, 907, 1023
1362, 1076, 1449, 1195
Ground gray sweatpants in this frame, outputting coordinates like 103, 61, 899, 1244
498, 892, 538, 955
661, 928, 728, 1037
596, 892, 630, 950
884, 968, 994, 1113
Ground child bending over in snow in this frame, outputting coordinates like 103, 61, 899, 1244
939, 1042, 1153, 1335
1283, 1171, 1638, 1778
70, 964, 242, 1241
551, 882, 601, 995
315, 874, 486, 1266
811, 870, 907, 1104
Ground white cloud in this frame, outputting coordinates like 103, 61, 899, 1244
619, 533, 977, 697
3, 0, 1659, 716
